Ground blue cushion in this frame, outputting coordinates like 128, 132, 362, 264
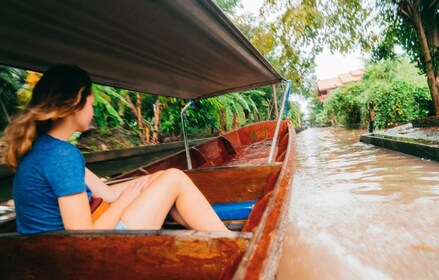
211, 200, 256, 220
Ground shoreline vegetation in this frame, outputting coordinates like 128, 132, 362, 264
2, 117, 439, 163
308, 58, 433, 130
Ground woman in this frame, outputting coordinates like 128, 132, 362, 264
3, 65, 228, 235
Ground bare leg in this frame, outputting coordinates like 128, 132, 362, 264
121, 168, 228, 231
169, 205, 190, 228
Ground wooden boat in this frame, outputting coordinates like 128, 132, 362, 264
0, 0, 295, 279
0, 119, 295, 279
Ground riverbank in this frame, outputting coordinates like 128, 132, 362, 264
360, 122, 439, 162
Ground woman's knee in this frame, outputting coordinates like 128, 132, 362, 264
163, 168, 187, 179
154, 170, 165, 176
160, 168, 194, 191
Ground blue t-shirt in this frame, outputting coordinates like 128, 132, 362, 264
13, 134, 92, 235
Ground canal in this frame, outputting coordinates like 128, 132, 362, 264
277, 127, 439, 279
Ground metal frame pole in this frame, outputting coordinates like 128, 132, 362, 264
272, 84, 278, 119
181, 100, 193, 170
268, 81, 290, 163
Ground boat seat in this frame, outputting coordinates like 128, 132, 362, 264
166, 200, 256, 222
211, 200, 256, 220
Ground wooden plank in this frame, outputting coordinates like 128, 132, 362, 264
0, 231, 252, 280
236, 121, 277, 145
185, 164, 282, 204
195, 138, 228, 166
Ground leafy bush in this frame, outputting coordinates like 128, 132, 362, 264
287, 101, 303, 127
366, 80, 430, 128
323, 82, 365, 128
308, 94, 329, 126
317, 57, 431, 129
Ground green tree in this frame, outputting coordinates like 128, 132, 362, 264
318, 58, 431, 129
159, 91, 266, 138
308, 93, 327, 126
323, 82, 365, 128
378, 0, 439, 115
370, 26, 399, 61
248, 0, 379, 97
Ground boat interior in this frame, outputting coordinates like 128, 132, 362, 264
0, 121, 293, 280
0, 121, 291, 234
108, 120, 291, 232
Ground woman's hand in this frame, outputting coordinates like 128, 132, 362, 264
118, 177, 149, 206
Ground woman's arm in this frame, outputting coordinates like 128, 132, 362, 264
58, 192, 127, 229
85, 168, 130, 202
58, 193, 94, 229
59, 178, 146, 230
85, 168, 155, 203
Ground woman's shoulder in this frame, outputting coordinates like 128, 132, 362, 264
18, 134, 84, 174
35, 134, 81, 157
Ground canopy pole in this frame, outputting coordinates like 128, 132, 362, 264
181, 100, 193, 170
268, 81, 290, 163
272, 84, 278, 119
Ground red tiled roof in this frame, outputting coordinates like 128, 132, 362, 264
317, 68, 364, 91
317, 77, 343, 92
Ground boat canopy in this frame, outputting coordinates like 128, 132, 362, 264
0, 0, 283, 99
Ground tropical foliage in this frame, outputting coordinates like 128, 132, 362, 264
92, 85, 131, 129
376, 0, 439, 115
0, 66, 28, 132
287, 101, 303, 127
239, 0, 381, 98
160, 86, 281, 137
313, 58, 431, 129
232, 0, 438, 122
0, 64, 296, 150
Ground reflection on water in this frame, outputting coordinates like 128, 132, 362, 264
277, 127, 439, 280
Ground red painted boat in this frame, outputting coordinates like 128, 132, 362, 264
0, 120, 295, 279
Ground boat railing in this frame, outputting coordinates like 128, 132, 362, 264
268, 81, 291, 163
275, 129, 290, 162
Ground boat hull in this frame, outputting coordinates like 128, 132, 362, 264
0, 120, 295, 279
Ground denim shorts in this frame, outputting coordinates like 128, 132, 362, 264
115, 220, 128, 230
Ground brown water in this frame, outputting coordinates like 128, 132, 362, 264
277, 127, 439, 279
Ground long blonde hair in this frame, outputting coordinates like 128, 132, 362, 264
3, 65, 92, 170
